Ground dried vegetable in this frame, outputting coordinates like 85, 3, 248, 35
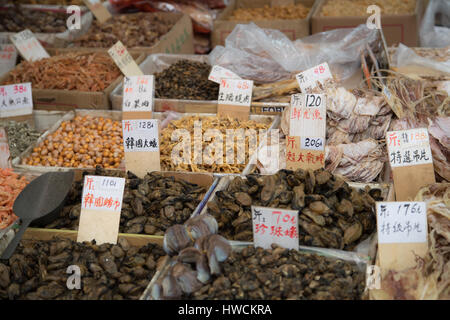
2, 53, 121, 92
207, 168, 383, 249
0, 237, 165, 300
155, 60, 219, 100
0, 6, 68, 33
73, 13, 175, 48
0, 169, 28, 230
40, 169, 206, 236
228, 4, 310, 21
320, 0, 416, 17
21, 116, 124, 169
160, 115, 272, 173
3, 121, 40, 159
373, 183, 450, 300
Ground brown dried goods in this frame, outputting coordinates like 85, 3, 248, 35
39, 169, 206, 236
0, 237, 165, 300
228, 4, 310, 21
0, 7, 68, 33
207, 168, 383, 250
2, 53, 121, 92
320, 0, 416, 17
155, 60, 219, 100
184, 245, 365, 300
73, 13, 174, 48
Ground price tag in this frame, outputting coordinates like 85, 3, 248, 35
252, 206, 299, 250
376, 202, 428, 272
286, 93, 326, 171
122, 119, 160, 178
83, 0, 112, 24
108, 41, 143, 77
386, 128, 435, 201
217, 78, 253, 120
0, 44, 17, 77
0, 127, 11, 168
122, 75, 154, 112
9, 29, 49, 62
295, 62, 333, 92
0, 83, 33, 118
77, 175, 126, 245
208, 65, 241, 84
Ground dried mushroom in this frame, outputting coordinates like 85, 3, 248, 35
37, 168, 206, 235
207, 168, 383, 250
0, 7, 67, 33
0, 237, 165, 300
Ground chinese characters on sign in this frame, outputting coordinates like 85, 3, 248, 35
252, 206, 299, 250
122, 119, 159, 152
81, 175, 125, 212
208, 65, 241, 84
83, 0, 112, 23
0, 83, 33, 118
108, 41, 143, 77
386, 128, 433, 168
0, 44, 17, 77
122, 75, 154, 111
376, 202, 427, 244
295, 62, 332, 92
9, 29, 49, 62
286, 136, 325, 165
218, 78, 253, 107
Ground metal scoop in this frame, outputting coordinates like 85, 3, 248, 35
1, 171, 74, 260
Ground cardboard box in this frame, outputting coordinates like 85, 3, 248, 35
0, 51, 145, 111
212, 0, 318, 48
311, 0, 425, 47
64, 12, 194, 56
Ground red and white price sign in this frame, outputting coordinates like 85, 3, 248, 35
9, 29, 49, 62
252, 206, 299, 250
386, 128, 433, 168
0, 83, 33, 118
208, 65, 241, 84
122, 75, 154, 111
122, 119, 159, 152
0, 44, 17, 77
295, 62, 333, 92
108, 41, 143, 77
218, 78, 253, 107
81, 175, 125, 212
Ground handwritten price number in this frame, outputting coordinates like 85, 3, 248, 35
397, 202, 421, 216
303, 137, 323, 148
236, 81, 249, 90
0, 88, 5, 97
138, 121, 154, 129
101, 178, 117, 188
272, 211, 296, 225
305, 94, 322, 107
13, 85, 26, 94
314, 66, 326, 75
12, 30, 33, 42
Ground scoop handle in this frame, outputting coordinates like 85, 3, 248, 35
1, 219, 31, 260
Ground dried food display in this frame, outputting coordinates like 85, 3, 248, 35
0, 237, 166, 300
2, 53, 122, 92
40, 169, 207, 236
228, 4, 310, 21
160, 115, 272, 173
73, 13, 175, 48
207, 169, 383, 249
21, 115, 124, 169
3, 121, 40, 159
0, 6, 68, 33
8, 1, 84, 4
319, 0, 416, 17
0, 169, 28, 230
155, 60, 219, 100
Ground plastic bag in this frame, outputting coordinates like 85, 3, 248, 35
209, 23, 378, 84
391, 44, 450, 74
420, 0, 450, 48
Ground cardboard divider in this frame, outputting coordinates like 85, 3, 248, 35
392, 164, 436, 201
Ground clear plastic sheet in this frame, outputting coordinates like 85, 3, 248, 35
391, 44, 450, 74
208, 23, 378, 83
419, 0, 450, 48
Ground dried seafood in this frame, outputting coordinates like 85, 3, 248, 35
0, 237, 165, 300
228, 4, 310, 21
155, 60, 219, 100
39, 169, 206, 236
0, 6, 67, 33
3, 121, 40, 159
73, 13, 174, 48
374, 183, 449, 300
207, 169, 383, 250
320, 0, 416, 17
2, 53, 122, 92
170, 244, 365, 300
0, 169, 28, 229
160, 115, 271, 173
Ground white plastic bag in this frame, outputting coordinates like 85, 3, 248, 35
392, 43, 450, 74
420, 0, 450, 48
